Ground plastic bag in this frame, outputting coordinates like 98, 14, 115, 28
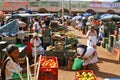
12, 72, 27, 79
72, 58, 83, 70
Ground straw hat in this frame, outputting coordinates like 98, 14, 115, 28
88, 16, 94, 20
32, 32, 38, 38
46, 45, 54, 51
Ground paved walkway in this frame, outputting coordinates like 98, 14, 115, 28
58, 26, 120, 80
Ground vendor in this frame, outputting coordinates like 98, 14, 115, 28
30, 32, 44, 57
71, 43, 98, 70
1, 44, 30, 80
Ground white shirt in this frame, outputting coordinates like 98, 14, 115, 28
30, 38, 44, 56
77, 46, 95, 57
17, 30, 25, 39
5, 57, 23, 79
32, 22, 40, 30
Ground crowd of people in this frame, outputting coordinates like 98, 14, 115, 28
1, 12, 117, 79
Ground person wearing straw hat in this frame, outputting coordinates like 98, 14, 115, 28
1, 44, 29, 80
30, 32, 45, 57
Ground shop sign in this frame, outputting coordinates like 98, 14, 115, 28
90, 2, 102, 8
112, 3, 120, 8
90, 2, 120, 8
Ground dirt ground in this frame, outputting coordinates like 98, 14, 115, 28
58, 26, 120, 80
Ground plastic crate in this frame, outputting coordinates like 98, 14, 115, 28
54, 51, 65, 66
64, 50, 75, 66
45, 51, 55, 56
65, 50, 76, 58
75, 70, 97, 80
38, 56, 58, 80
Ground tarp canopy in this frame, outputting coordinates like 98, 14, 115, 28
25, 9, 32, 14
0, 20, 19, 36
11, 13, 32, 18
100, 14, 111, 19
82, 12, 92, 17
72, 15, 82, 21
101, 14, 120, 21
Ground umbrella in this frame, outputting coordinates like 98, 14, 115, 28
82, 12, 92, 17
101, 14, 120, 21
100, 14, 111, 19
72, 15, 82, 21
88, 16, 94, 20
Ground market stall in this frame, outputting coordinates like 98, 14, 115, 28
100, 14, 120, 61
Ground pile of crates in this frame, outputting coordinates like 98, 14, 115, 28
38, 56, 58, 80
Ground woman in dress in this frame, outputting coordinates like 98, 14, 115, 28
32, 18, 41, 33
30, 32, 44, 57
86, 26, 97, 49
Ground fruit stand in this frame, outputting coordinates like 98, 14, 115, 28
75, 70, 97, 80
38, 56, 58, 80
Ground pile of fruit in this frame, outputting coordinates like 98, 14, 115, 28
65, 32, 75, 38
66, 37, 78, 45
75, 71, 96, 80
40, 57, 57, 68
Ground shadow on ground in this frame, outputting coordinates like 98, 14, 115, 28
91, 64, 120, 79
89, 60, 120, 79
98, 57, 120, 64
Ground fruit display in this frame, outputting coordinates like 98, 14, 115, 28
66, 37, 79, 45
39, 56, 58, 80
75, 70, 97, 80
65, 32, 75, 38
40, 56, 57, 68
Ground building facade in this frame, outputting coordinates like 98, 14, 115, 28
0, 0, 120, 14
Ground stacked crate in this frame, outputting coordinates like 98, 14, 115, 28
64, 50, 75, 66
39, 56, 58, 80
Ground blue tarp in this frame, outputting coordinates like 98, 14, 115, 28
82, 12, 92, 17
0, 20, 19, 36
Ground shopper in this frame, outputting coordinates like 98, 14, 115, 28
86, 26, 97, 49
32, 18, 41, 33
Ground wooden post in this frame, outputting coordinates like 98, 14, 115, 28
69, 0, 71, 15
34, 39, 37, 80
62, 0, 64, 23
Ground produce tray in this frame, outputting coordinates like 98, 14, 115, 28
38, 56, 58, 80
75, 70, 97, 80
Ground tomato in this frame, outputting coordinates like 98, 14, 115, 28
40, 57, 57, 67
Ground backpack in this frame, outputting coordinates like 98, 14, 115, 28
1, 58, 10, 80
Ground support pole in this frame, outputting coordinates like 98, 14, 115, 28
62, 0, 64, 23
